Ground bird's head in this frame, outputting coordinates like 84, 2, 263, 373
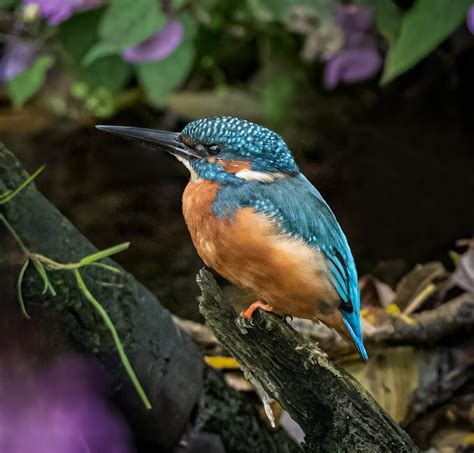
97, 116, 299, 184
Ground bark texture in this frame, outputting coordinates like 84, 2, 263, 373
198, 270, 419, 453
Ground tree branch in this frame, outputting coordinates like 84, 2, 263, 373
367, 293, 474, 345
197, 269, 419, 452
0, 144, 298, 453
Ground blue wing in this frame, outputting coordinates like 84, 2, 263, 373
214, 174, 368, 360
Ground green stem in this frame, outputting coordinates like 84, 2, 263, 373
79, 242, 130, 266
0, 165, 45, 205
17, 259, 31, 319
0, 213, 29, 254
74, 269, 152, 410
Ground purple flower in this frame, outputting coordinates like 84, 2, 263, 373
324, 4, 381, 89
467, 5, 474, 34
0, 37, 37, 82
122, 20, 183, 63
335, 3, 374, 34
324, 48, 382, 89
0, 356, 132, 453
22, 0, 104, 26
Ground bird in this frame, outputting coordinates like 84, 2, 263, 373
96, 117, 368, 360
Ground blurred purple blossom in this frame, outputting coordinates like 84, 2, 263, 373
324, 48, 382, 89
122, 20, 183, 63
23, 0, 104, 26
467, 5, 474, 35
0, 37, 37, 82
324, 4, 382, 89
0, 356, 132, 453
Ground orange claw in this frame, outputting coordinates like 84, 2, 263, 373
240, 301, 273, 320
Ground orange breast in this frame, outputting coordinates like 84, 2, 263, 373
182, 180, 342, 326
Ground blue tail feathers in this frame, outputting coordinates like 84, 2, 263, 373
341, 311, 368, 361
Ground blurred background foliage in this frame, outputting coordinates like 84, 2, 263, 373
0, 0, 472, 123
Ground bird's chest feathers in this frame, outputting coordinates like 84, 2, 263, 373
182, 180, 224, 267
182, 180, 338, 320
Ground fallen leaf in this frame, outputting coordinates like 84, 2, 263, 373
344, 346, 419, 423
204, 355, 240, 370
450, 241, 474, 293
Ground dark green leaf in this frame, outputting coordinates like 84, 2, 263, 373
0, 0, 18, 7
57, 10, 103, 61
8, 56, 54, 106
382, 0, 472, 84
83, 42, 121, 65
137, 43, 195, 106
137, 13, 197, 106
375, 0, 403, 45
58, 10, 131, 93
80, 55, 132, 93
99, 0, 166, 48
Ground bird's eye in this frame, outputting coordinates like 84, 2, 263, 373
207, 145, 221, 156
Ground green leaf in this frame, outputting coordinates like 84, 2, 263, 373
375, 0, 403, 45
8, 56, 55, 106
0, 0, 18, 7
57, 10, 103, 61
58, 11, 131, 94
80, 56, 132, 93
382, 0, 472, 84
82, 42, 121, 65
99, 0, 166, 49
137, 14, 197, 106
137, 43, 195, 106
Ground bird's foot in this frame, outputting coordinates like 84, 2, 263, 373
240, 301, 273, 320
236, 301, 273, 334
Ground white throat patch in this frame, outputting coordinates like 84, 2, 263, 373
235, 170, 288, 183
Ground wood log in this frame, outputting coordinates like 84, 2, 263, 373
197, 269, 419, 453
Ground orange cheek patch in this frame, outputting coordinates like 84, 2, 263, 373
218, 160, 251, 173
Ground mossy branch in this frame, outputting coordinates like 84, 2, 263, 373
0, 172, 150, 409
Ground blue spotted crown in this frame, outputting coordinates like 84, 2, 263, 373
182, 116, 299, 174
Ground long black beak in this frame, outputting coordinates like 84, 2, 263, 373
95, 125, 200, 160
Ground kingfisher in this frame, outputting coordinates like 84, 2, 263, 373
96, 117, 368, 360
